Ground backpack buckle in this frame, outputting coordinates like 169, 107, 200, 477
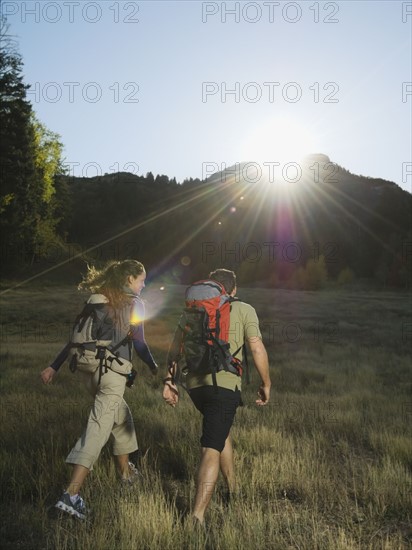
95, 346, 106, 361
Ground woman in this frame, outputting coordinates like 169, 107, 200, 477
41, 259, 158, 519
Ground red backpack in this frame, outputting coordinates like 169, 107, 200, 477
177, 279, 247, 386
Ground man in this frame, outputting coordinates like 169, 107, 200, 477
163, 268, 271, 526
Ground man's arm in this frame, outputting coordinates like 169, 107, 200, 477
248, 336, 271, 405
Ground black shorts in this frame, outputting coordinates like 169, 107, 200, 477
189, 386, 242, 452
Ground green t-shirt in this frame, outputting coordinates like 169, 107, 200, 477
185, 300, 262, 392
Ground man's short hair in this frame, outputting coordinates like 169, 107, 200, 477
209, 268, 236, 294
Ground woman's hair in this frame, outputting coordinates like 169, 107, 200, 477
79, 259, 145, 307
209, 268, 236, 294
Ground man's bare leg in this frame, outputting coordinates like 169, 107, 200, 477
192, 447, 220, 524
116, 453, 131, 479
219, 434, 236, 494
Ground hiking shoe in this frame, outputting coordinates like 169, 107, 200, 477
55, 492, 87, 520
120, 462, 142, 485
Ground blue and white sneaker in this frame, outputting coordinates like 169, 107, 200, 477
55, 492, 87, 520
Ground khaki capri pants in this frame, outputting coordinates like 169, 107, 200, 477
66, 367, 138, 470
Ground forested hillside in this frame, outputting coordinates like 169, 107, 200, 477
32, 161, 412, 288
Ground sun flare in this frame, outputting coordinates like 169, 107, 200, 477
241, 116, 317, 166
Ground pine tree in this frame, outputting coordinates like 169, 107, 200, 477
0, 17, 38, 265
0, 17, 65, 270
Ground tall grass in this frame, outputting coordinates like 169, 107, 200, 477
0, 284, 411, 549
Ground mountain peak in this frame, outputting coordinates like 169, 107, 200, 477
301, 153, 331, 164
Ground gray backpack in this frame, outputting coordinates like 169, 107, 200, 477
68, 294, 134, 382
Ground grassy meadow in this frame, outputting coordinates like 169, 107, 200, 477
0, 283, 411, 549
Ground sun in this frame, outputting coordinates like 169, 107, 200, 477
241, 116, 317, 166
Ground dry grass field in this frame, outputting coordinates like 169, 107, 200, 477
0, 283, 411, 549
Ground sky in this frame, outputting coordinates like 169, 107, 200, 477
3, 0, 412, 191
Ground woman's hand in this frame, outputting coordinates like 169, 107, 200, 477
40, 366, 56, 384
150, 363, 159, 376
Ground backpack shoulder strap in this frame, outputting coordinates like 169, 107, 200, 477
228, 298, 251, 384
87, 293, 109, 304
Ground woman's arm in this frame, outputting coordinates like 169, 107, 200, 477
40, 342, 71, 384
131, 322, 158, 374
